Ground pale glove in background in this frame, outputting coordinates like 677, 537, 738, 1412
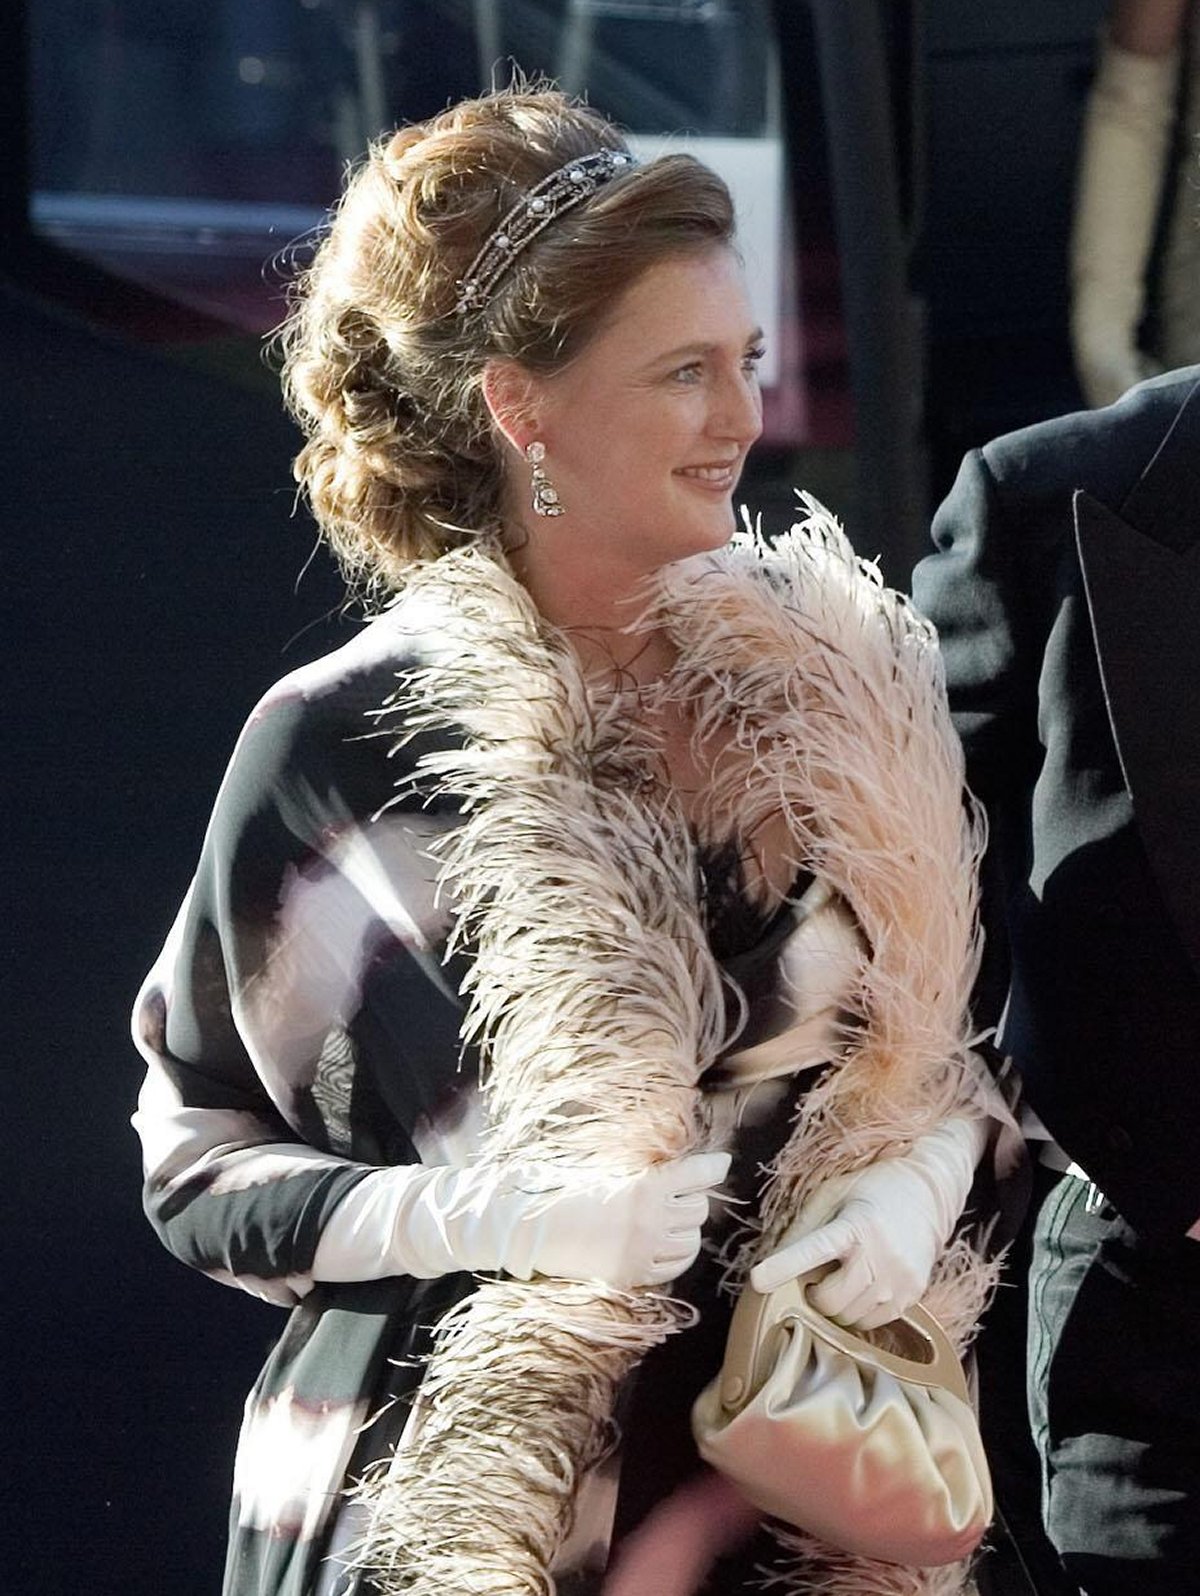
1070, 33, 1178, 407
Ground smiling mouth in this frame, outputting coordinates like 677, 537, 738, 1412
676, 463, 740, 489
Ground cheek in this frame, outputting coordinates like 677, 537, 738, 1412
559, 416, 655, 482
549, 394, 693, 492
610, 410, 695, 476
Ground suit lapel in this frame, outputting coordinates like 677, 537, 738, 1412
1118, 377, 1200, 553
1075, 481, 1200, 973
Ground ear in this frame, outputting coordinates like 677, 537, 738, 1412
481, 360, 542, 457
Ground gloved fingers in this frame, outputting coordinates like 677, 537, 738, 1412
643, 1239, 704, 1286
853, 1295, 907, 1332
658, 1150, 731, 1196
641, 1264, 685, 1288
807, 1247, 877, 1322
663, 1189, 711, 1235
812, 1259, 930, 1330
851, 1256, 928, 1327
749, 1216, 858, 1294
652, 1214, 708, 1271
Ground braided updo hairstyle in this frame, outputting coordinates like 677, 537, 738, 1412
280, 85, 736, 591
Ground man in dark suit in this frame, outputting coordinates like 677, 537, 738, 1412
912, 367, 1200, 1595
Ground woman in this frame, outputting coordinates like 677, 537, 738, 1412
133, 86, 998, 1596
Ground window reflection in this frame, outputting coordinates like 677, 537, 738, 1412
28, 2, 809, 441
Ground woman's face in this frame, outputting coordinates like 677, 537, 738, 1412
525, 246, 764, 583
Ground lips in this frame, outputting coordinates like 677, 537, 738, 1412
676, 461, 740, 490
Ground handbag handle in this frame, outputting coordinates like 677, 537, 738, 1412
717, 1274, 970, 1415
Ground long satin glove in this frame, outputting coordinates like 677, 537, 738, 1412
312, 1150, 731, 1291
749, 1117, 985, 1330
1070, 32, 1179, 407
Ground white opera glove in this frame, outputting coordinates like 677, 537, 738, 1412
1070, 33, 1178, 407
749, 1116, 986, 1331
312, 1150, 731, 1291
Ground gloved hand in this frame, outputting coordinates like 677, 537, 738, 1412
749, 1117, 985, 1330
313, 1150, 731, 1291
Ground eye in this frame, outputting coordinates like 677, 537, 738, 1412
742, 343, 767, 375
670, 361, 705, 385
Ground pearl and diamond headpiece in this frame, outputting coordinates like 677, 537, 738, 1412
454, 147, 637, 316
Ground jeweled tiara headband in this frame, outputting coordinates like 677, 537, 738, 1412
454, 147, 637, 316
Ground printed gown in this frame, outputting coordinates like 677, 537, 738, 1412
132, 599, 851, 1595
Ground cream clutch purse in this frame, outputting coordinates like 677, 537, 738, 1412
691, 1274, 993, 1566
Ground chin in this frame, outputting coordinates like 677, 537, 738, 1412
635, 503, 738, 570
691, 504, 739, 551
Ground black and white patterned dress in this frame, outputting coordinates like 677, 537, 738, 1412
133, 602, 861, 1595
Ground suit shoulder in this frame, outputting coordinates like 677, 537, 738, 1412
980, 368, 1200, 509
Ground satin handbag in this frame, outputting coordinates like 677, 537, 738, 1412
691, 1273, 993, 1566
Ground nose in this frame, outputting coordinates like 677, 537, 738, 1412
709, 366, 764, 448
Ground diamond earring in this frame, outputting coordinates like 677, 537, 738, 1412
525, 441, 564, 517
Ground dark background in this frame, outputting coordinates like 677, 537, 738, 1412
3, 274, 347, 1591
5, 2, 1110, 1591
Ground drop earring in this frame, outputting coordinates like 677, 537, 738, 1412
525, 440, 564, 517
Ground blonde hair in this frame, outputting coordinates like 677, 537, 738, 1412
279, 85, 736, 590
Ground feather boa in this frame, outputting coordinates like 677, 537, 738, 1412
353, 498, 995, 1595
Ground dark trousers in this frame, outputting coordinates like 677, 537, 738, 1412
1028, 1174, 1200, 1594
